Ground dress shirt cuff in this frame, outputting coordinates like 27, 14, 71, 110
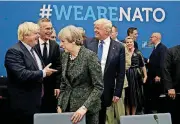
114, 90, 121, 98
42, 70, 46, 78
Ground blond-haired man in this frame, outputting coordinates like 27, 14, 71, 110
84, 18, 125, 124
106, 27, 131, 124
5, 22, 57, 124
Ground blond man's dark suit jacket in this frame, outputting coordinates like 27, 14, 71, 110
58, 46, 104, 114
84, 38, 125, 107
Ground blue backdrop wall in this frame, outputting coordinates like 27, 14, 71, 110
0, 1, 180, 76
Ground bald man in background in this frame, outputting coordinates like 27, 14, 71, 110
144, 32, 168, 114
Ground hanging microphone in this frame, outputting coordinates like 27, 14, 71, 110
153, 115, 159, 124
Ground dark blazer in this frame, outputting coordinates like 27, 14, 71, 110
147, 42, 168, 80
84, 37, 125, 107
4, 41, 43, 115
58, 46, 103, 114
35, 40, 61, 94
162, 45, 180, 92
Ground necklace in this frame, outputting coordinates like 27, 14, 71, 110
69, 54, 77, 60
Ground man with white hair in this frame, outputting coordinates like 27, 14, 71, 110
84, 18, 125, 124
35, 18, 61, 113
5, 22, 57, 124
106, 25, 130, 124
145, 32, 168, 113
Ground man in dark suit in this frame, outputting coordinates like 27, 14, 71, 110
84, 18, 125, 124
144, 32, 168, 113
4, 22, 57, 124
162, 45, 180, 124
35, 18, 61, 113
121, 27, 139, 49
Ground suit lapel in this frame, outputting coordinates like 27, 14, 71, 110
19, 41, 39, 70
35, 41, 43, 58
47, 40, 53, 63
70, 47, 85, 84
34, 41, 45, 68
62, 47, 85, 86
104, 40, 116, 73
62, 53, 71, 86
34, 48, 45, 68
150, 43, 161, 59
156, 42, 161, 50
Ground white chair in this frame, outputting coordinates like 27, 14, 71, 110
120, 113, 172, 124
34, 112, 86, 124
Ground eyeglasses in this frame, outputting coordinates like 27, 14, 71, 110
51, 36, 56, 39
150, 36, 157, 38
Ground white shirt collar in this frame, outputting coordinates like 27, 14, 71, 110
99, 36, 111, 44
115, 38, 119, 42
39, 38, 49, 45
21, 41, 32, 51
155, 41, 161, 48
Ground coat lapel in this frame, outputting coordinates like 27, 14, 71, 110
62, 47, 86, 86
47, 40, 53, 63
62, 53, 71, 86
104, 40, 116, 73
34, 48, 45, 68
70, 46, 85, 84
150, 43, 162, 59
19, 41, 39, 70
35, 41, 42, 58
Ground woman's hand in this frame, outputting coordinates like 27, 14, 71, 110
57, 106, 62, 113
71, 106, 87, 123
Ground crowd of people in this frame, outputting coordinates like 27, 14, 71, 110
4, 17, 180, 124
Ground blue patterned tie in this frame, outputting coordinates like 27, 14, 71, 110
98, 40, 104, 61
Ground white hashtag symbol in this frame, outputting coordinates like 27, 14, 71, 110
39, 4, 52, 18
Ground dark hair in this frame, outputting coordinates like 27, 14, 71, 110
112, 25, 118, 32
127, 27, 137, 36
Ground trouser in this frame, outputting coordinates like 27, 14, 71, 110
41, 94, 57, 113
106, 89, 125, 124
99, 103, 107, 124
144, 82, 163, 113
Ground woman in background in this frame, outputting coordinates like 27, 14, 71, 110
125, 36, 147, 115
57, 25, 104, 124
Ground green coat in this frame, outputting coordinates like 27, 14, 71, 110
58, 46, 104, 114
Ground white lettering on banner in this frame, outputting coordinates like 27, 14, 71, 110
132, 8, 143, 22
153, 8, 165, 22
119, 7, 131, 21
119, 7, 165, 22
84, 6, 96, 20
50, 5, 166, 22
142, 8, 153, 22
74, 6, 83, 20
53, 5, 72, 20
